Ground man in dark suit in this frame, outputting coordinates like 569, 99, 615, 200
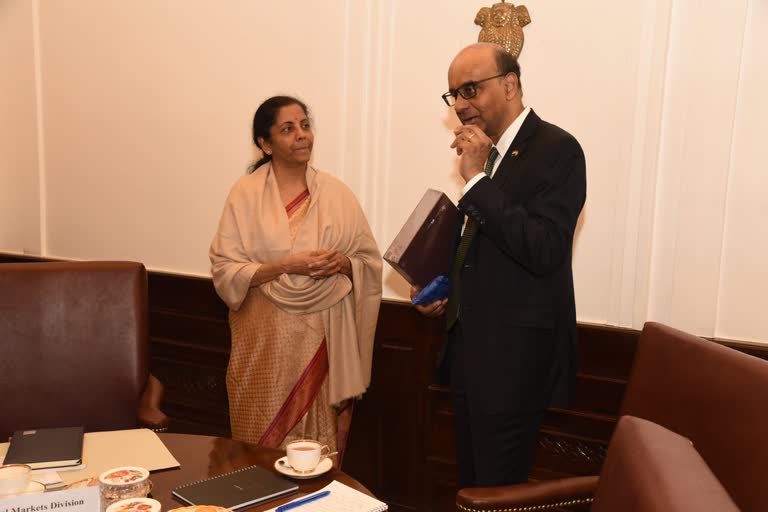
413, 43, 586, 487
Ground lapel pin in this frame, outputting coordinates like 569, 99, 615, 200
511, 150, 520, 157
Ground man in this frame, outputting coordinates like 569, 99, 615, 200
413, 43, 586, 487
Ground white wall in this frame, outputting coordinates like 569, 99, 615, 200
37, 0, 351, 273
715, 0, 768, 343
0, 0, 41, 254
1, 0, 766, 342
647, 0, 768, 342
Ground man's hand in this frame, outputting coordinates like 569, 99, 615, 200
450, 125, 493, 182
410, 285, 447, 317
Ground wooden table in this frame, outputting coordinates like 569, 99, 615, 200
151, 434, 372, 511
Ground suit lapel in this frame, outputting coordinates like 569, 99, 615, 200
493, 109, 540, 189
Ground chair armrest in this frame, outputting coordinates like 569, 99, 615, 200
456, 475, 599, 512
137, 374, 171, 431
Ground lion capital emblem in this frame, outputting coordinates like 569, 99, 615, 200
475, 2, 531, 58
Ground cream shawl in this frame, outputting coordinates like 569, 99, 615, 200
209, 164, 383, 405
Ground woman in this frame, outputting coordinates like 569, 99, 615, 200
209, 96, 382, 457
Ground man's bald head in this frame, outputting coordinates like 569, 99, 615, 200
446, 43, 524, 143
452, 44, 522, 90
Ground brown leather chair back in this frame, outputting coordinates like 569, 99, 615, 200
620, 322, 768, 511
592, 415, 738, 511
0, 261, 149, 439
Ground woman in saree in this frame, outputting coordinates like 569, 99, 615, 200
209, 96, 382, 460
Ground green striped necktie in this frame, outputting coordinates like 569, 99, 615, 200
445, 146, 499, 330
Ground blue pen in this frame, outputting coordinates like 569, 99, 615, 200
276, 490, 331, 512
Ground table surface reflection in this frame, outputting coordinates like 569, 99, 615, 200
151, 433, 371, 511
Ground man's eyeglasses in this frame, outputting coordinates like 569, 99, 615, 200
442, 73, 507, 106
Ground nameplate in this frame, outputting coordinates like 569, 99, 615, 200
0, 486, 99, 512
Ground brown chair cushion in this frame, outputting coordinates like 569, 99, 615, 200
592, 415, 738, 512
0, 261, 149, 438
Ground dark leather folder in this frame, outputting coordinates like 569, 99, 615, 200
384, 189, 459, 287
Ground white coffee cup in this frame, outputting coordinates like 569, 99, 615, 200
285, 440, 330, 473
0, 464, 32, 495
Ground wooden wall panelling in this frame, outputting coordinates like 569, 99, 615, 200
0, 255, 634, 509
5, 254, 768, 511
424, 384, 461, 512
147, 272, 232, 437
344, 300, 445, 512
529, 325, 639, 480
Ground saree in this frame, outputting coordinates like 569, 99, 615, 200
209, 164, 382, 450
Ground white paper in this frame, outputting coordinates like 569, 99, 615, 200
30, 471, 64, 487
264, 480, 387, 512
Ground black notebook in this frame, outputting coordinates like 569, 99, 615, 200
172, 465, 298, 510
3, 426, 84, 470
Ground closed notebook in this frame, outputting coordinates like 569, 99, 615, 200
383, 189, 459, 287
3, 426, 84, 470
172, 465, 298, 510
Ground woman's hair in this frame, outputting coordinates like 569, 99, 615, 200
248, 95, 310, 173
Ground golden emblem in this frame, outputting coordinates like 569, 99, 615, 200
475, 1, 531, 58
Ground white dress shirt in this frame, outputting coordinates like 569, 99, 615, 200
462, 106, 532, 195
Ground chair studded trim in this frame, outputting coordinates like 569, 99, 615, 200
456, 497, 593, 512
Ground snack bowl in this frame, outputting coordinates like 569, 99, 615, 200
99, 467, 152, 510
106, 497, 161, 512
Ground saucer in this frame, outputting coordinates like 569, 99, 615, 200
274, 456, 332, 479
0, 481, 45, 497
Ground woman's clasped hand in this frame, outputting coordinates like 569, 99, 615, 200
286, 250, 352, 279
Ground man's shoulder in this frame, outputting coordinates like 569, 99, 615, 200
528, 116, 583, 159
536, 118, 579, 145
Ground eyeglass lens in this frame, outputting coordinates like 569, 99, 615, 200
442, 73, 507, 106
443, 85, 477, 106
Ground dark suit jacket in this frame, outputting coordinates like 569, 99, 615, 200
443, 109, 586, 415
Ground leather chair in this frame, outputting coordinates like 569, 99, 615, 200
592, 415, 737, 511
0, 261, 169, 439
458, 415, 739, 512
457, 321, 768, 511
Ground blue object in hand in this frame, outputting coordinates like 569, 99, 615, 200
276, 490, 331, 512
411, 275, 450, 305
